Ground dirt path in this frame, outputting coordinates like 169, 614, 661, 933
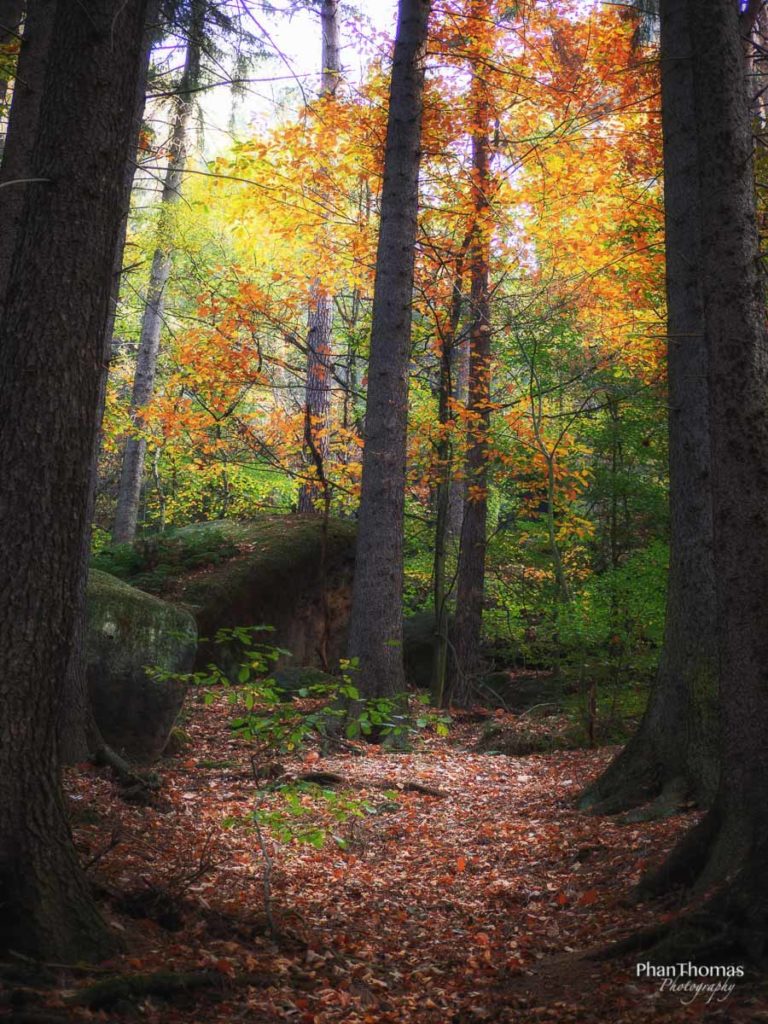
14, 701, 766, 1022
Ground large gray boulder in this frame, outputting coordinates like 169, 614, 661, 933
86, 569, 197, 763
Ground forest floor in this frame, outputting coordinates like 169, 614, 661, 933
4, 700, 768, 1024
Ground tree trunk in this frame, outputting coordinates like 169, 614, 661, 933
346, 0, 431, 698
59, 0, 160, 765
112, 0, 204, 544
446, 328, 469, 543
579, 0, 719, 818
0, 0, 150, 961
431, 244, 468, 707
298, 0, 340, 514
0, 0, 24, 145
631, 0, 768, 965
0, 0, 54, 310
450, 55, 492, 707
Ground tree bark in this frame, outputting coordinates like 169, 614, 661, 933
579, 0, 719, 818
0, 0, 150, 961
0, 0, 54, 311
628, 0, 768, 963
112, 0, 204, 544
59, 0, 161, 764
298, 0, 340, 514
450, 49, 492, 707
346, 0, 431, 698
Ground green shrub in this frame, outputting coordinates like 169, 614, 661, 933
92, 526, 238, 591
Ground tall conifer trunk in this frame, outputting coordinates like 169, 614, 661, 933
579, 0, 720, 817
60, 0, 160, 764
0, 0, 150, 960
626, 0, 768, 963
112, 0, 205, 544
347, 0, 431, 698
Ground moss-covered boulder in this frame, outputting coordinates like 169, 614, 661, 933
128, 517, 357, 673
86, 570, 197, 763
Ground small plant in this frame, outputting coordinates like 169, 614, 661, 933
152, 629, 452, 756
223, 781, 382, 850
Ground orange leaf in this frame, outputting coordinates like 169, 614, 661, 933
577, 889, 599, 906
456, 856, 467, 873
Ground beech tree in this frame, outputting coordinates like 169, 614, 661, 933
346, 0, 432, 697
0, 0, 151, 960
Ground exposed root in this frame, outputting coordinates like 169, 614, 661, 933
578, 735, 662, 817
636, 808, 720, 900
90, 742, 160, 803
617, 777, 690, 825
587, 922, 673, 961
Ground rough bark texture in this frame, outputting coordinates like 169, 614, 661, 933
0, 0, 54, 309
346, 0, 431, 698
450, 58, 492, 707
636, 0, 768, 963
112, 0, 204, 544
298, 0, 340, 514
579, 0, 720, 817
0, 0, 150, 961
59, 0, 161, 764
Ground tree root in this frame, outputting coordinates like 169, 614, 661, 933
617, 777, 690, 825
636, 808, 720, 900
90, 743, 160, 803
578, 738, 663, 817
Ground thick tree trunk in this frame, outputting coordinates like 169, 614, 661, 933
450, 62, 492, 707
346, 0, 431, 698
629, 0, 768, 964
59, 0, 160, 764
0, 0, 54, 310
112, 0, 204, 544
0, 0, 150, 961
298, 0, 340, 514
579, 0, 719, 818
